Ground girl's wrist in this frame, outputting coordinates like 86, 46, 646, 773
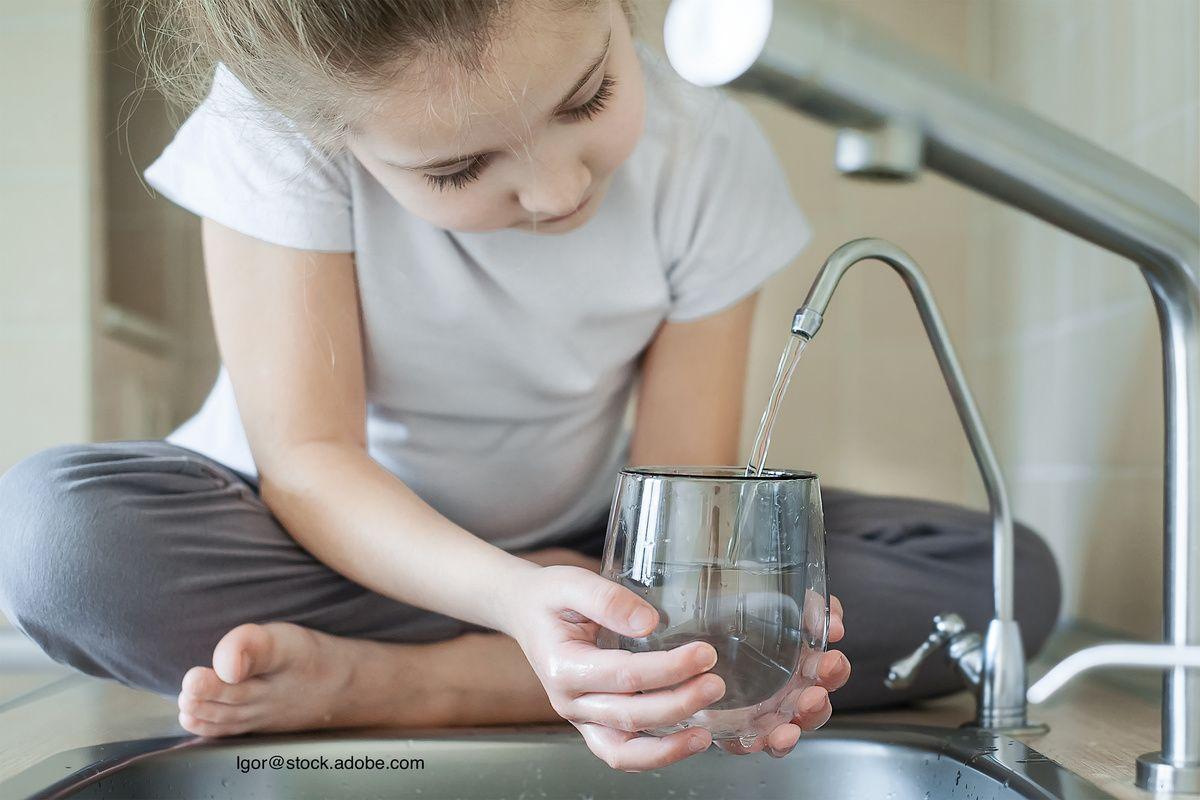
480, 553, 541, 637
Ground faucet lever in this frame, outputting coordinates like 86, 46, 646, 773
886, 613, 972, 690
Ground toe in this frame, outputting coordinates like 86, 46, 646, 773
178, 692, 255, 725
180, 666, 245, 704
213, 623, 281, 684
179, 710, 253, 738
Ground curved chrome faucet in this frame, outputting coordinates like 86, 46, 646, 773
665, 1, 1199, 790
791, 238, 1028, 730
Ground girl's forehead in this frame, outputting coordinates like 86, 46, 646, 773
356, 1, 613, 162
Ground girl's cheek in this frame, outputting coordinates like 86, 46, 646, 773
413, 184, 512, 232
371, 176, 503, 231
594, 74, 646, 175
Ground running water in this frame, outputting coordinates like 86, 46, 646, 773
724, 333, 809, 562
745, 333, 808, 476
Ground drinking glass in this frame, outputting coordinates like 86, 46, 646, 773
597, 466, 828, 746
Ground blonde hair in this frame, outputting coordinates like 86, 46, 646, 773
130, 0, 607, 152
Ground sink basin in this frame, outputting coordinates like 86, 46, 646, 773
2, 723, 1113, 799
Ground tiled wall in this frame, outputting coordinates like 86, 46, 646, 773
961, 0, 1199, 636
0, 4, 98, 472
641, 0, 1195, 636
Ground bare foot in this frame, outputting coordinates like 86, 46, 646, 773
177, 623, 557, 737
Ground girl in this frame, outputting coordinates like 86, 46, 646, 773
0, 0, 1059, 772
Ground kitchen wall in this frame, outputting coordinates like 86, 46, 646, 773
95, 1, 216, 442
961, 0, 1199, 636
0, 3, 101, 471
636, 0, 1196, 637
639, 0, 1197, 638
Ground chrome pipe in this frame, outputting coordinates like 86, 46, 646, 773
665, 0, 1200, 790
792, 238, 1026, 729
1028, 643, 1200, 706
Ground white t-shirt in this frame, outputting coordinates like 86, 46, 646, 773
144, 51, 811, 551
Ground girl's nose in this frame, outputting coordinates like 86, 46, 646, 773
517, 159, 592, 220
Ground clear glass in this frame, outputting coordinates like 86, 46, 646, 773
597, 466, 828, 746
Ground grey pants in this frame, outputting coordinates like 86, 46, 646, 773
0, 440, 1061, 710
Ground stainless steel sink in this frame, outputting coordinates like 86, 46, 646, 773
1, 724, 1113, 799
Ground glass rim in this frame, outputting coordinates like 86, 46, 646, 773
620, 465, 818, 482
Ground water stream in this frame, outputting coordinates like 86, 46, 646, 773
724, 333, 809, 563
745, 333, 808, 476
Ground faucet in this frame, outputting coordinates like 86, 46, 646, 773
1027, 643, 1200, 706
791, 237, 1030, 730
664, 1, 1200, 792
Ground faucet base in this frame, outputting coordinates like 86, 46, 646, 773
977, 619, 1030, 730
1136, 752, 1200, 794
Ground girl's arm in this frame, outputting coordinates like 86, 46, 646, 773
202, 218, 527, 630
629, 293, 759, 467
203, 219, 719, 769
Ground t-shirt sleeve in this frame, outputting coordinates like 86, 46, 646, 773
660, 94, 811, 322
143, 64, 353, 252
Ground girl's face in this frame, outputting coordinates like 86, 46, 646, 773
347, 0, 645, 235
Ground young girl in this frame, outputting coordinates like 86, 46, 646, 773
0, 0, 1059, 772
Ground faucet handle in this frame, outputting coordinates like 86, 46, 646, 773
886, 612, 968, 690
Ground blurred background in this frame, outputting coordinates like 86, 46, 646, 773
0, 0, 1196, 646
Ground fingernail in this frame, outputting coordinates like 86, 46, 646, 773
628, 608, 655, 632
820, 652, 849, 681
689, 734, 709, 752
704, 678, 725, 703
695, 645, 717, 670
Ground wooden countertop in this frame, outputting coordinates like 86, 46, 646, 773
846, 680, 1176, 799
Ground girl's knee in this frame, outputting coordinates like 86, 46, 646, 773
0, 445, 95, 625
0, 444, 174, 689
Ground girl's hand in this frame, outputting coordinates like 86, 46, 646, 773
715, 594, 850, 757
505, 565, 724, 772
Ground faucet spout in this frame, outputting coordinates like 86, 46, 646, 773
664, 0, 1199, 785
792, 237, 1026, 729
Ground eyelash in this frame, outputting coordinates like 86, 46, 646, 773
562, 74, 617, 123
424, 155, 490, 192
423, 74, 617, 192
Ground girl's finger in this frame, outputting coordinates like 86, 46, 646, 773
561, 570, 660, 638
830, 594, 843, 619
576, 722, 712, 772
569, 672, 726, 732
766, 723, 802, 757
793, 685, 833, 731
553, 639, 718, 694
816, 650, 851, 691
828, 610, 845, 643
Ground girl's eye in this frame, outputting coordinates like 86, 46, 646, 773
420, 74, 616, 190
423, 155, 490, 191
562, 75, 616, 123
